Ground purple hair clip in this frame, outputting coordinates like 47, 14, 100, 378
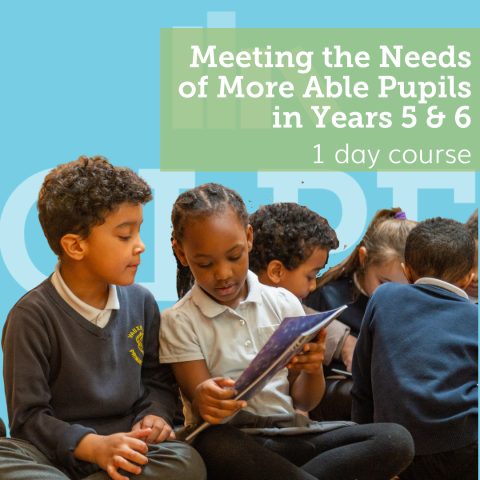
395, 211, 407, 220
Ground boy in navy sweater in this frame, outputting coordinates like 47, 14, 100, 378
0, 156, 205, 480
464, 209, 478, 304
351, 217, 478, 480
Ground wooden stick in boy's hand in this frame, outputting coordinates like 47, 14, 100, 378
287, 328, 327, 373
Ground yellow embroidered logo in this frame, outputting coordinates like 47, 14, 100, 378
136, 331, 144, 355
128, 326, 144, 365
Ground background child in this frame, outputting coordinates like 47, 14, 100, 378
248, 203, 355, 375
160, 183, 414, 480
0, 156, 204, 480
464, 209, 478, 304
306, 208, 417, 371
248, 203, 357, 422
351, 217, 478, 480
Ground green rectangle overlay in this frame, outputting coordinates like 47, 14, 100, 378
160, 28, 479, 171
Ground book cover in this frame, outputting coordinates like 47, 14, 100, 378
233, 306, 347, 403
184, 306, 347, 442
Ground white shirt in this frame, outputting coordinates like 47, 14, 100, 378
415, 277, 469, 299
51, 262, 120, 328
159, 270, 305, 425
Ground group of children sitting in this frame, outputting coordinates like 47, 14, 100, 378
0, 156, 477, 480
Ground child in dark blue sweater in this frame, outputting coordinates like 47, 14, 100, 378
0, 156, 205, 480
352, 217, 478, 480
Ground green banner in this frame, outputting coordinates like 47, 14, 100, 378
160, 28, 479, 171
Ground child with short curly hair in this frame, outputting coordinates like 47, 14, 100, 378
352, 217, 478, 480
248, 203, 355, 372
0, 156, 205, 480
464, 209, 478, 304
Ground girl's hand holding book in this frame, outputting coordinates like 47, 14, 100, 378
287, 328, 327, 374
195, 377, 247, 424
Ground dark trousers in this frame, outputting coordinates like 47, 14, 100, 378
399, 441, 478, 480
194, 422, 414, 480
309, 377, 353, 422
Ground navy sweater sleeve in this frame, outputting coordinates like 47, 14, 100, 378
2, 306, 95, 469
132, 297, 177, 426
350, 295, 375, 424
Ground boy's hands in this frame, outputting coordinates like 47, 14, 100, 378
132, 415, 175, 444
74, 429, 151, 480
287, 328, 327, 374
194, 377, 247, 424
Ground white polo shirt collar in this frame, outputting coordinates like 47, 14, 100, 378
52, 262, 120, 326
190, 270, 263, 318
415, 277, 468, 299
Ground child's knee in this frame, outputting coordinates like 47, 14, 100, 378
147, 441, 206, 480
376, 423, 415, 462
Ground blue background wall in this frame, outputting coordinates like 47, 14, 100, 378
0, 1, 478, 435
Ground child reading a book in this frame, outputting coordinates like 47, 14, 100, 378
464, 209, 478, 304
248, 203, 356, 422
306, 208, 417, 371
248, 203, 355, 372
160, 183, 414, 480
351, 217, 478, 480
0, 156, 205, 480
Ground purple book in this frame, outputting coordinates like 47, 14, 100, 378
186, 305, 347, 442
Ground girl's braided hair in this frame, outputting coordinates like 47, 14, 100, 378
171, 183, 248, 299
313, 208, 417, 299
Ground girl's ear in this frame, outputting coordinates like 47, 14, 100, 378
266, 260, 285, 285
246, 224, 253, 252
358, 246, 367, 267
60, 234, 85, 261
172, 240, 189, 267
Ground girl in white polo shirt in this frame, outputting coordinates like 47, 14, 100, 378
160, 183, 414, 480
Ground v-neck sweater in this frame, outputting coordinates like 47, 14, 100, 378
2, 276, 177, 470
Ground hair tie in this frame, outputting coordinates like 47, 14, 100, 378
395, 211, 407, 220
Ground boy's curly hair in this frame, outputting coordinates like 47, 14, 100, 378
405, 217, 475, 283
249, 203, 338, 274
38, 155, 152, 256
465, 209, 478, 240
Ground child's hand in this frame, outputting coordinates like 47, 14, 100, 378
340, 334, 357, 373
195, 377, 247, 424
132, 415, 175, 444
287, 328, 327, 374
74, 429, 151, 480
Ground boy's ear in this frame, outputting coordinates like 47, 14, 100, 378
358, 246, 367, 267
401, 263, 415, 284
60, 234, 86, 261
456, 272, 475, 291
172, 240, 189, 267
246, 224, 253, 252
266, 260, 285, 285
